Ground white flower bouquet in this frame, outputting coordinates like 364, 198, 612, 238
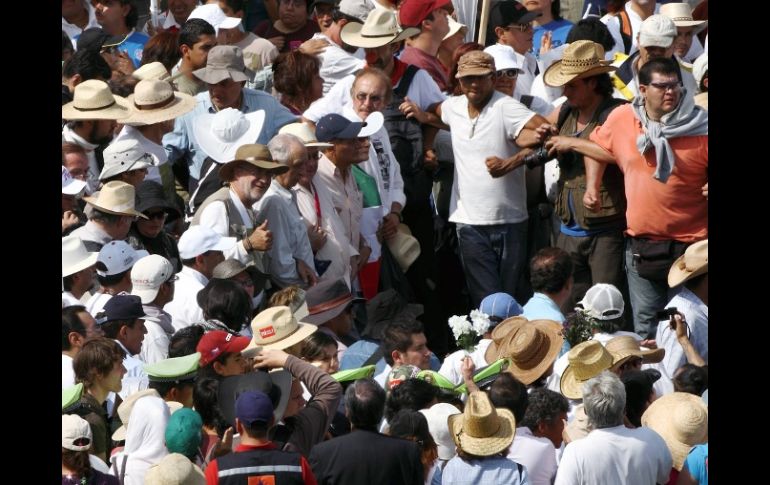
448, 310, 492, 353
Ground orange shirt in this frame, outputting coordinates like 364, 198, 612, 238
590, 105, 708, 242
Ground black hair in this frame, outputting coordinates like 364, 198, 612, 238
638, 57, 681, 86
621, 370, 656, 427
220, 0, 247, 14
331, 7, 361, 24
487, 373, 529, 422
179, 18, 216, 48
566, 17, 616, 52
299, 331, 338, 361
62, 305, 88, 351
198, 279, 253, 333
519, 387, 569, 432
193, 377, 230, 436
95, 266, 132, 288
530, 247, 573, 294
381, 318, 425, 366
673, 364, 708, 396
63, 30, 74, 57
62, 274, 77, 292
63, 48, 112, 81
345, 378, 386, 431
169, 325, 206, 358
99, 318, 140, 339
384, 378, 438, 422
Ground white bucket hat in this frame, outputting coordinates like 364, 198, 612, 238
122, 79, 196, 126
278, 122, 333, 148
386, 223, 421, 272
193, 108, 266, 164
62, 166, 88, 196
62, 235, 99, 277
83, 181, 148, 219
62, 79, 132, 121
488, 41, 524, 73
99, 139, 158, 180
340, 8, 421, 48
96, 240, 149, 277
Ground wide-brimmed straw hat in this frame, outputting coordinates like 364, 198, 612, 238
341, 8, 421, 48
83, 181, 148, 219
484, 315, 529, 363
122, 79, 196, 126
193, 108, 266, 164
606, 335, 664, 371
560, 340, 614, 400
668, 239, 707, 288
448, 391, 516, 456
131, 61, 172, 82
544, 40, 616, 87
660, 2, 707, 30
641, 392, 708, 470
62, 79, 132, 121
496, 319, 564, 385
145, 453, 205, 485
245, 306, 317, 352
386, 224, 421, 272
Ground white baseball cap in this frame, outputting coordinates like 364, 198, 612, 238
62, 166, 87, 196
131, 254, 176, 304
99, 139, 158, 181
577, 283, 625, 321
187, 4, 242, 33
638, 15, 677, 48
96, 240, 149, 277
178, 226, 236, 259
62, 414, 93, 451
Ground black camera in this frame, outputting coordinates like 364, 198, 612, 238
522, 145, 551, 169
655, 307, 679, 329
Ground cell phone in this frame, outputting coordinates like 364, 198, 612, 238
655, 307, 679, 329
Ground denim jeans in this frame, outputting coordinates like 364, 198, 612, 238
624, 238, 677, 339
456, 221, 528, 309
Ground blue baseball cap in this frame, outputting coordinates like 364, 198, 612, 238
235, 390, 274, 426
96, 294, 147, 325
479, 292, 523, 325
315, 112, 383, 142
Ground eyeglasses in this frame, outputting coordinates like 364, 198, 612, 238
648, 81, 682, 92
235, 278, 255, 288
506, 23, 533, 32
165, 275, 179, 286
144, 210, 168, 221
496, 69, 519, 78
355, 92, 384, 104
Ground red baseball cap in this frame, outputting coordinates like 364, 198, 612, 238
196, 330, 251, 367
398, 0, 453, 28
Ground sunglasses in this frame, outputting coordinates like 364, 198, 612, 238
496, 69, 519, 78
647, 81, 682, 92
144, 210, 168, 221
506, 23, 533, 32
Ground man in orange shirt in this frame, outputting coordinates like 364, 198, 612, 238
583, 57, 708, 340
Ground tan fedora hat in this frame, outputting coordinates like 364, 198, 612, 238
560, 340, 614, 400
246, 306, 317, 352
62, 235, 99, 277
62, 79, 132, 121
193, 45, 254, 85
341, 8, 421, 49
660, 2, 707, 29
279, 122, 333, 148
498, 319, 564, 385
386, 224, 421, 273
122, 79, 196, 126
668, 239, 707, 288
543, 40, 617, 88
484, 315, 529, 363
302, 278, 354, 326
641, 392, 708, 471
82, 181, 148, 219
131, 61, 171, 82
606, 335, 664, 372
219, 144, 289, 182
448, 391, 516, 456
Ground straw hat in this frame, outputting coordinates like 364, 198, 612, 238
145, 453, 206, 485
484, 315, 529, 363
278, 122, 333, 148
543, 40, 617, 88
341, 8, 420, 48
83, 181, 148, 219
193, 108, 266, 164
62, 235, 99, 277
246, 306, 317, 352
386, 224, 421, 272
668, 239, 707, 288
606, 335, 664, 371
660, 2, 707, 30
131, 61, 171, 82
641, 392, 708, 470
448, 391, 516, 456
496, 319, 564, 385
122, 79, 196, 126
560, 340, 614, 400
62, 79, 132, 121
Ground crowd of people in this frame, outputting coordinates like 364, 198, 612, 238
62, 0, 708, 483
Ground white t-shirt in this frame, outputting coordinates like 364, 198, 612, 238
313, 33, 366, 96
62, 354, 76, 389
440, 91, 535, 225
508, 427, 558, 485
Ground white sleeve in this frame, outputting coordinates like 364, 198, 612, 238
602, 16, 627, 58
139, 333, 170, 365
437, 352, 462, 386
503, 100, 537, 140
197, 201, 252, 264
406, 70, 447, 111
303, 75, 355, 122
553, 442, 581, 485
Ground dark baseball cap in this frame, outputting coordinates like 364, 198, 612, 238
315, 112, 383, 142
235, 390, 275, 426
95, 294, 147, 325
490, 1, 541, 28
77, 28, 126, 52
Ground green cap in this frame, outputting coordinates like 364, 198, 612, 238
62, 383, 84, 411
331, 365, 376, 383
143, 353, 201, 383
453, 358, 511, 394
385, 364, 421, 391
417, 370, 458, 392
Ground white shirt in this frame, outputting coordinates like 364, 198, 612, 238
62, 291, 84, 308
554, 425, 672, 485
198, 189, 254, 265
114, 340, 149, 401
303, 68, 446, 123
441, 90, 534, 225
62, 1, 99, 46
315, 155, 363, 256
253, 180, 316, 287
655, 287, 708, 377
508, 427, 557, 485
139, 304, 175, 364
602, 2, 661, 59
163, 266, 207, 332
115, 125, 168, 186
62, 354, 76, 389
313, 33, 366, 96
438, 339, 492, 386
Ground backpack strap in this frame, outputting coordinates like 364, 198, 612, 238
393, 64, 420, 98
363, 346, 384, 367
556, 102, 572, 130
519, 95, 534, 109
616, 10, 633, 54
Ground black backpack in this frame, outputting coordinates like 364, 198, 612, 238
381, 64, 433, 205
